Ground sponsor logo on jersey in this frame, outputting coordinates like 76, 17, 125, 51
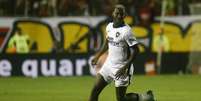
107, 36, 121, 47
107, 37, 114, 41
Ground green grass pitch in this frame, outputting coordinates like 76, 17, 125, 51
0, 75, 201, 101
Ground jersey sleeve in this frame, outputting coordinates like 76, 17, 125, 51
106, 23, 111, 33
124, 28, 138, 47
105, 23, 111, 38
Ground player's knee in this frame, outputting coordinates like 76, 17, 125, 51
125, 93, 139, 101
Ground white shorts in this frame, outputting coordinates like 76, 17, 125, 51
98, 62, 134, 87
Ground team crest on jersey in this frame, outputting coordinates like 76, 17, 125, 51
129, 38, 136, 43
116, 32, 120, 37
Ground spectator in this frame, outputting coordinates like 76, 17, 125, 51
0, 0, 6, 16
101, 0, 115, 16
38, 0, 53, 17
90, 0, 114, 16
152, 29, 170, 52
71, 0, 89, 16
0, 0, 14, 16
7, 28, 30, 53
176, 0, 190, 15
137, 0, 155, 27
0, 0, 196, 17
166, 0, 177, 16
57, 0, 72, 16
14, 0, 26, 16
29, 0, 40, 16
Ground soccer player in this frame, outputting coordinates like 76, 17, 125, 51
88, 4, 155, 101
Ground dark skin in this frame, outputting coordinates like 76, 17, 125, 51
89, 6, 139, 101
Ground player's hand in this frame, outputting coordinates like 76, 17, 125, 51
91, 57, 99, 66
115, 67, 128, 80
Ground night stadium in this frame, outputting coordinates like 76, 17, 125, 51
0, 0, 201, 101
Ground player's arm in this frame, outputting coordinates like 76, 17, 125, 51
115, 44, 139, 79
125, 44, 139, 68
124, 44, 139, 74
91, 39, 108, 65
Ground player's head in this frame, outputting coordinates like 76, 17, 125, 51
112, 4, 126, 23
15, 27, 22, 35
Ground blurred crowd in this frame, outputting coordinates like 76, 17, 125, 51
0, 0, 201, 17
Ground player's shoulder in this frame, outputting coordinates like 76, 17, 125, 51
106, 22, 113, 30
122, 24, 132, 34
124, 24, 132, 30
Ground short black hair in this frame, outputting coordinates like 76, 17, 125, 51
114, 4, 126, 15
16, 27, 22, 34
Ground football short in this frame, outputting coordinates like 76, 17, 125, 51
98, 62, 134, 87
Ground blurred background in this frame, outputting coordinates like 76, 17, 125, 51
1, 0, 201, 101
0, 0, 200, 17
0, 0, 201, 77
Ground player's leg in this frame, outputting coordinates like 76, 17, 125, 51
125, 92, 139, 101
115, 84, 145, 101
114, 74, 155, 100
114, 66, 132, 101
88, 73, 108, 101
125, 90, 156, 101
115, 86, 127, 101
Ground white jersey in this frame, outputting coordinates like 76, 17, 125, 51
105, 22, 138, 69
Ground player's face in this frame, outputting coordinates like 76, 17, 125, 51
112, 8, 125, 23
17, 31, 22, 35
